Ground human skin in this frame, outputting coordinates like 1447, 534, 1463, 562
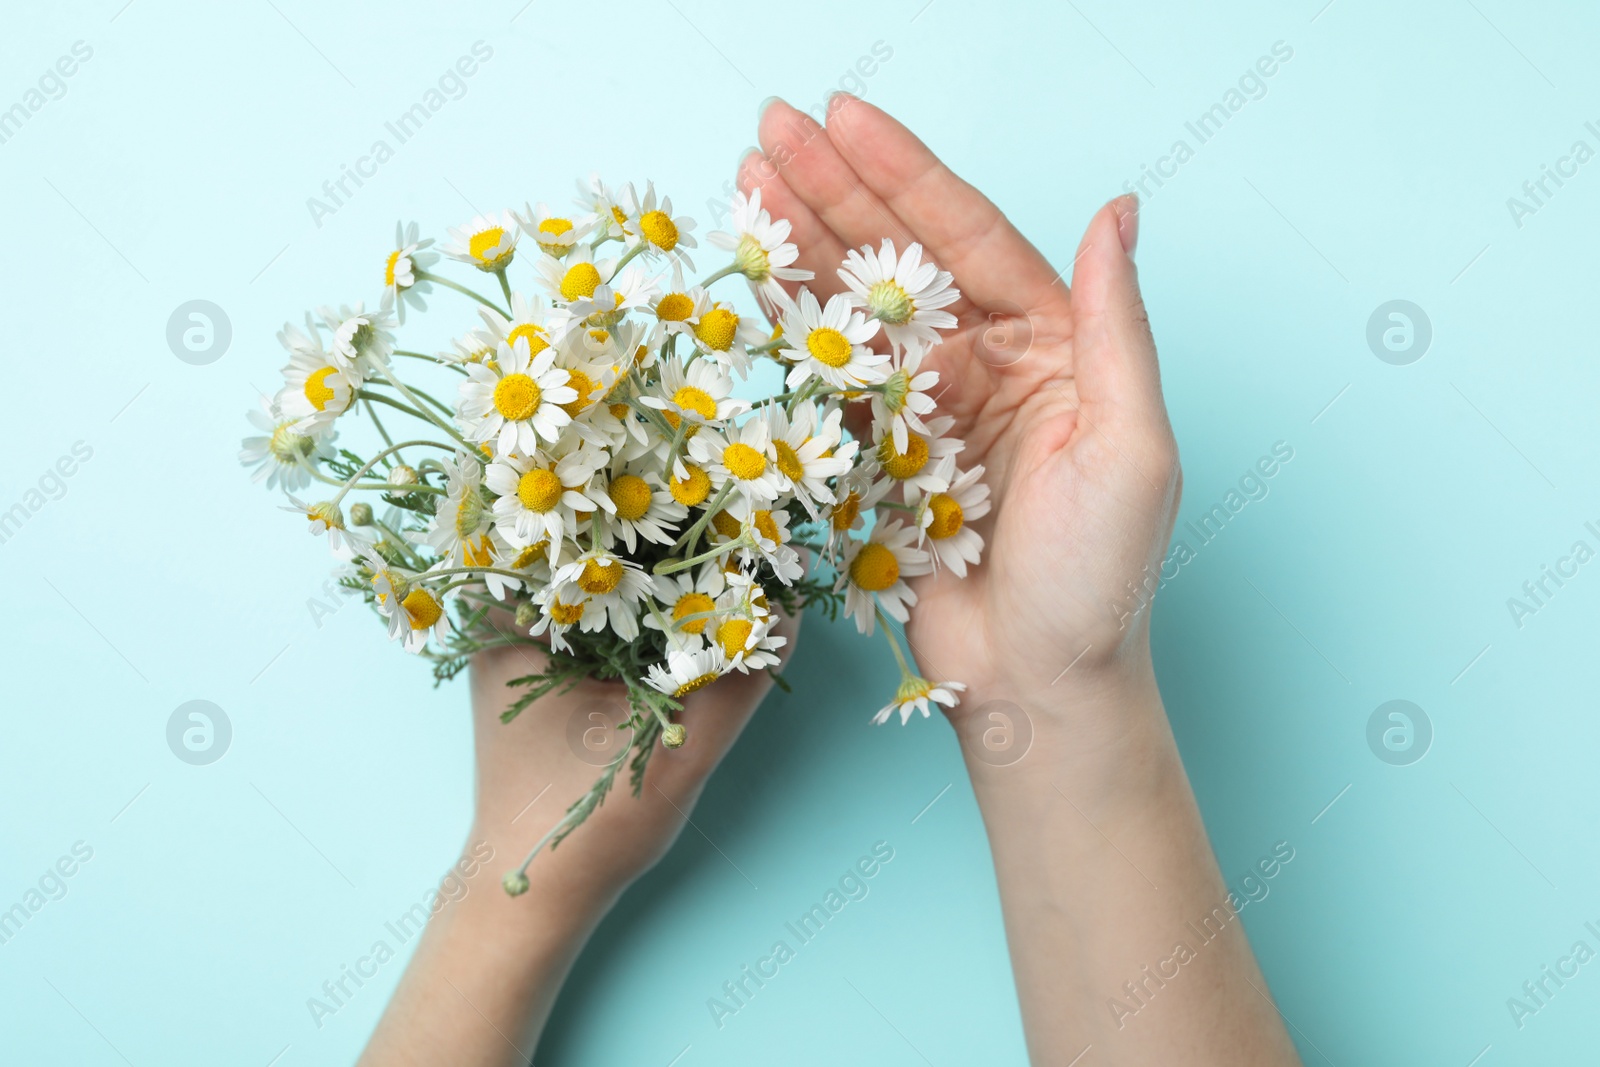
360, 96, 1302, 1066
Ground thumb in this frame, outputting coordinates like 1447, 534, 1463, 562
1068, 195, 1167, 432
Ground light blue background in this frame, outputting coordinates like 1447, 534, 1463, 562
2, 0, 1597, 1063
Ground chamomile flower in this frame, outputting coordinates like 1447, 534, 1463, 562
872, 345, 942, 454
477, 292, 555, 360
439, 330, 496, 367
551, 550, 655, 641
515, 202, 593, 257
527, 586, 594, 653
574, 173, 628, 240
687, 416, 785, 504
707, 188, 813, 311
710, 610, 785, 673
282, 494, 362, 556
383, 220, 437, 323
394, 581, 453, 654
644, 565, 729, 647
414, 453, 493, 568
766, 401, 856, 518
640, 357, 745, 438
442, 211, 519, 272
838, 239, 960, 354
870, 414, 963, 495
564, 263, 659, 331
644, 646, 728, 700
837, 519, 931, 634
485, 446, 604, 556
533, 244, 618, 309
458, 337, 578, 454
620, 181, 697, 266
779, 289, 887, 390
240, 394, 329, 490
590, 457, 687, 553
278, 343, 360, 435
318, 302, 396, 372
872, 677, 965, 725
910, 458, 990, 578
820, 469, 890, 561
687, 299, 766, 377
714, 496, 804, 585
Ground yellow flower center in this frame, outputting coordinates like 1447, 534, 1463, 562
849, 543, 900, 592
538, 217, 573, 236
655, 292, 694, 322
672, 385, 717, 421
670, 464, 712, 506
773, 440, 804, 482
493, 374, 542, 421
878, 432, 929, 480
926, 493, 964, 539
710, 510, 742, 540
672, 592, 716, 634
516, 468, 563, 513
830, 490, 862, 532
303, 366, 338, 411
806, 327, 853, 368
673, 672, 720, 698
506, 322, 550, 357
401, 589, 443, 630
549, 597, 586, 625
694, 308, 739, 351
469, 227, 506, 263
384, 249, 402, 286
611, 204, 628, 227
608, 474, 653, 521
723, 443, 767, 481
560, 368, 596, 416
715, 618, 754, 659
608, 402, 631, 420
752, 509, 780, 544
561, 262, 602, 301
578, 558, 624, 594
639, 210, 679, 250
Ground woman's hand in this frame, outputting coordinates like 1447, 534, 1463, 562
741, 97, 1179, 758
360, 612, 796, 1067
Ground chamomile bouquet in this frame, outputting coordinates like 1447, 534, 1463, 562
243, 181, 988, 893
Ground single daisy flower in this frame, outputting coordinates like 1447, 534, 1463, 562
457, 337, 578, 454
590, 456, 687, 553
240, 394, 329, 491
317, 302, 396, 373
872, 344, 942, 455
873, 677, 966, 725
710, 610, 785, 674
485, 445, 604, 557
438, 330, 496, 367
515, 201, 594, 257
551, 550, 655, 641
713, 495, 804, 586
414, 453, 492, 568
383, 220, 437, 322
393, 580, 453, 654
620, 181, 698, 266
442, 211, 519, 272
910, 458, 990, 578
480, 526, 563, 602
526, 583, 595, 653
644, 565, 729, 648
870, 414, 963, 496
687, 416, 785, 504
778, 289, 887, 390
645, 646, 728, 700
282, 494, 363, 556
765, 401, 856, 519
707, 188, 813, 312
477, 292, 555, 361
837, 518, 932, 634
687, 298, 766, 378
532, 244, 618, 309
278, 342, 361, 436
838, 239, 960, 354
820, 468, 889, 560
640, 356, 747, 446
574, 173, 629, 241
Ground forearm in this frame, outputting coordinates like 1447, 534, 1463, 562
961, 664, 1301, 1065
358, 836, 618, 1067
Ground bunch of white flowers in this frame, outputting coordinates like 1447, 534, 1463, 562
244, 181, 988, 885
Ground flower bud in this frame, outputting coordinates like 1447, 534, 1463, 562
348, 502, 374, 527
502, 871, 530, 897
662, 723, 687, 749
388, 464, 419, 486
514, 601, 539, 628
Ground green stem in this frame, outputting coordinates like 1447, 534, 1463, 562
494, 267, 514, 308
373, 362, 473, 451
654, 530, 750, 576
875, 608, 917, 679
395, 350, 470, 376
669, 481, 734, 553
698, 263, 740, 288
330, 440, 455, 506
418, 270, 509, 319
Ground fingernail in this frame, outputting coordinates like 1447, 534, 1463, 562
739, 145, 763, 169
1113, 194, 1140, 259
758, 95, 784, 121
824, 90, 858, 121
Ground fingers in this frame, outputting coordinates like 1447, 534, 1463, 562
757, 99, 914, 281
822, 94, 1068, 316
737, 149, 849, 311
1067, 196, 1169, 435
